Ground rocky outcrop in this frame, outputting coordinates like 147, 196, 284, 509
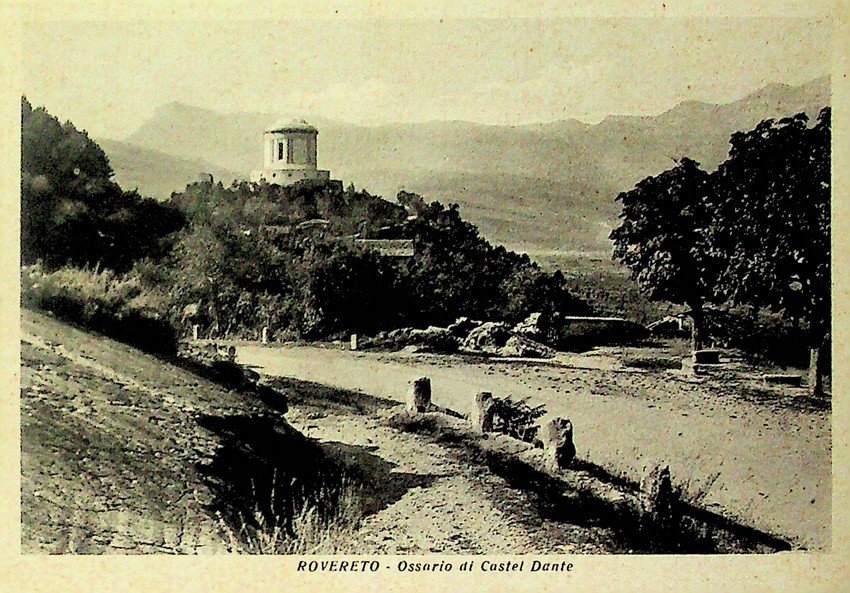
499, 335, 556, 358
511, 312, 548, 341
461, 322, 511, 354
447, 317, 483, 337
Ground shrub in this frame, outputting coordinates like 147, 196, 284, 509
22, 263, 177, 355
704, 305, 817, 368
490, 395, 546, 443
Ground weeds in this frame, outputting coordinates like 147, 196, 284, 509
490, 395, 546, 443
217, 470, 365, 554
21, 263, 177, 354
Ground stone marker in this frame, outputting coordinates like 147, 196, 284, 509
639, 464, 675, 533
350, 333, 358, 351
192, 324, 199, 341
261, 326, 269, 344
407, 377, 431, 413
540, 417, 576, 470
471, 391, 496, 433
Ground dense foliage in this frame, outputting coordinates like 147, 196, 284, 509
611, 109, 831, 393
21, 97, 185, 272
610, 158, 718, 349
158, 182, 591, 340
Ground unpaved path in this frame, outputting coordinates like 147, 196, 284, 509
238, 344, 831, 550
285, 404, 618, 554
22, 310, 625, 554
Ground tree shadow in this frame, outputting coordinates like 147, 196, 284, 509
319, 441, 439, 516
261, 376, 400, 415
195, 413, 436, 546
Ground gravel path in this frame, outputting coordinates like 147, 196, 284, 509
238, 344, 831, 550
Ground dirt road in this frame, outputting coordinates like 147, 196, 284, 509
238, 344, 831, 550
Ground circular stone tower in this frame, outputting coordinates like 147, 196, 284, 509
250, 119, 330, 185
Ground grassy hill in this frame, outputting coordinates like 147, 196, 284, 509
107, 77, 829, 253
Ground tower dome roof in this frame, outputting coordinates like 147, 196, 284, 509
265, 118, 318, 134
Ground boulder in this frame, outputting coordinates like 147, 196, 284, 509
511, 312, 548, 340
408, 326, 459, 353
462, 322, 511, 353
447, 317, 484, 338
499, 335, 556, 358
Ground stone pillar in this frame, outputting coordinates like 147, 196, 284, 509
350, 333, 358, 351
192, 324, 199, 341
540, 417, 576, 470
639, 464, 676, 537
407, 377, 431, 413
261, 326, 269, 344
471, 391, 496, 433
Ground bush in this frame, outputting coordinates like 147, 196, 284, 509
22, 263, 178, 355
704, 306, 818, 368
490, 395, 546, 443
162, 183, 591, 342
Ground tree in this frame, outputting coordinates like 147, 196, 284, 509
710, 109, 831, 396
610, 158, 717, 350
21, 97, 184, 271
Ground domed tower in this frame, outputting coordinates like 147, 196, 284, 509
250, 119, 331, 185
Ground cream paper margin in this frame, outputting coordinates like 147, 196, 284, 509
0, 1, 847, 591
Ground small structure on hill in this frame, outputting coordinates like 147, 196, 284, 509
250, 119, 331, 186
354, 238, 414, 258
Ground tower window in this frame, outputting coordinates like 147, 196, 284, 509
278, 141, 284, 161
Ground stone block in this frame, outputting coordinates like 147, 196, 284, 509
471, 391, 496, 433
540, 417, 576, 470
407, 377, 431, 413
692, 349, 721, 364
761, 373, 803, 387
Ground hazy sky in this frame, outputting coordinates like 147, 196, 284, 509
22, 18, 831, 139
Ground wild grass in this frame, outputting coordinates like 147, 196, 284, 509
217, 471, 366, 554
21, 263, 176, 354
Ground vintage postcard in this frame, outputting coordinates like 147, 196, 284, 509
1, 0, 847, 591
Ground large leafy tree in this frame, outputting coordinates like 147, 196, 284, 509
710, 109, 831, 395
610, 158, 718, 350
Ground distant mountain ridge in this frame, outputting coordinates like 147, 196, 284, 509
108, 77, 829, 253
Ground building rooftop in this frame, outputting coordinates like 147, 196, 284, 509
265, 118, 318, 134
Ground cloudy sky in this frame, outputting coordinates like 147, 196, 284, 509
23, 17, 831, 138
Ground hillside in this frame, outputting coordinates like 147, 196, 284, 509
97, 138, 240, 198
111, 77, 830, 253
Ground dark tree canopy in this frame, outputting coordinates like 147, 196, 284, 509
710, 109, 831, 338
610, 157, 718, 347
21, 97, 185, 271
160, 182, 591, 340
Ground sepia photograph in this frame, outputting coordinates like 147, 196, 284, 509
10, 2, 842, 583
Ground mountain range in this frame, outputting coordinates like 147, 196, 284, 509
99, 77, 830, 254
